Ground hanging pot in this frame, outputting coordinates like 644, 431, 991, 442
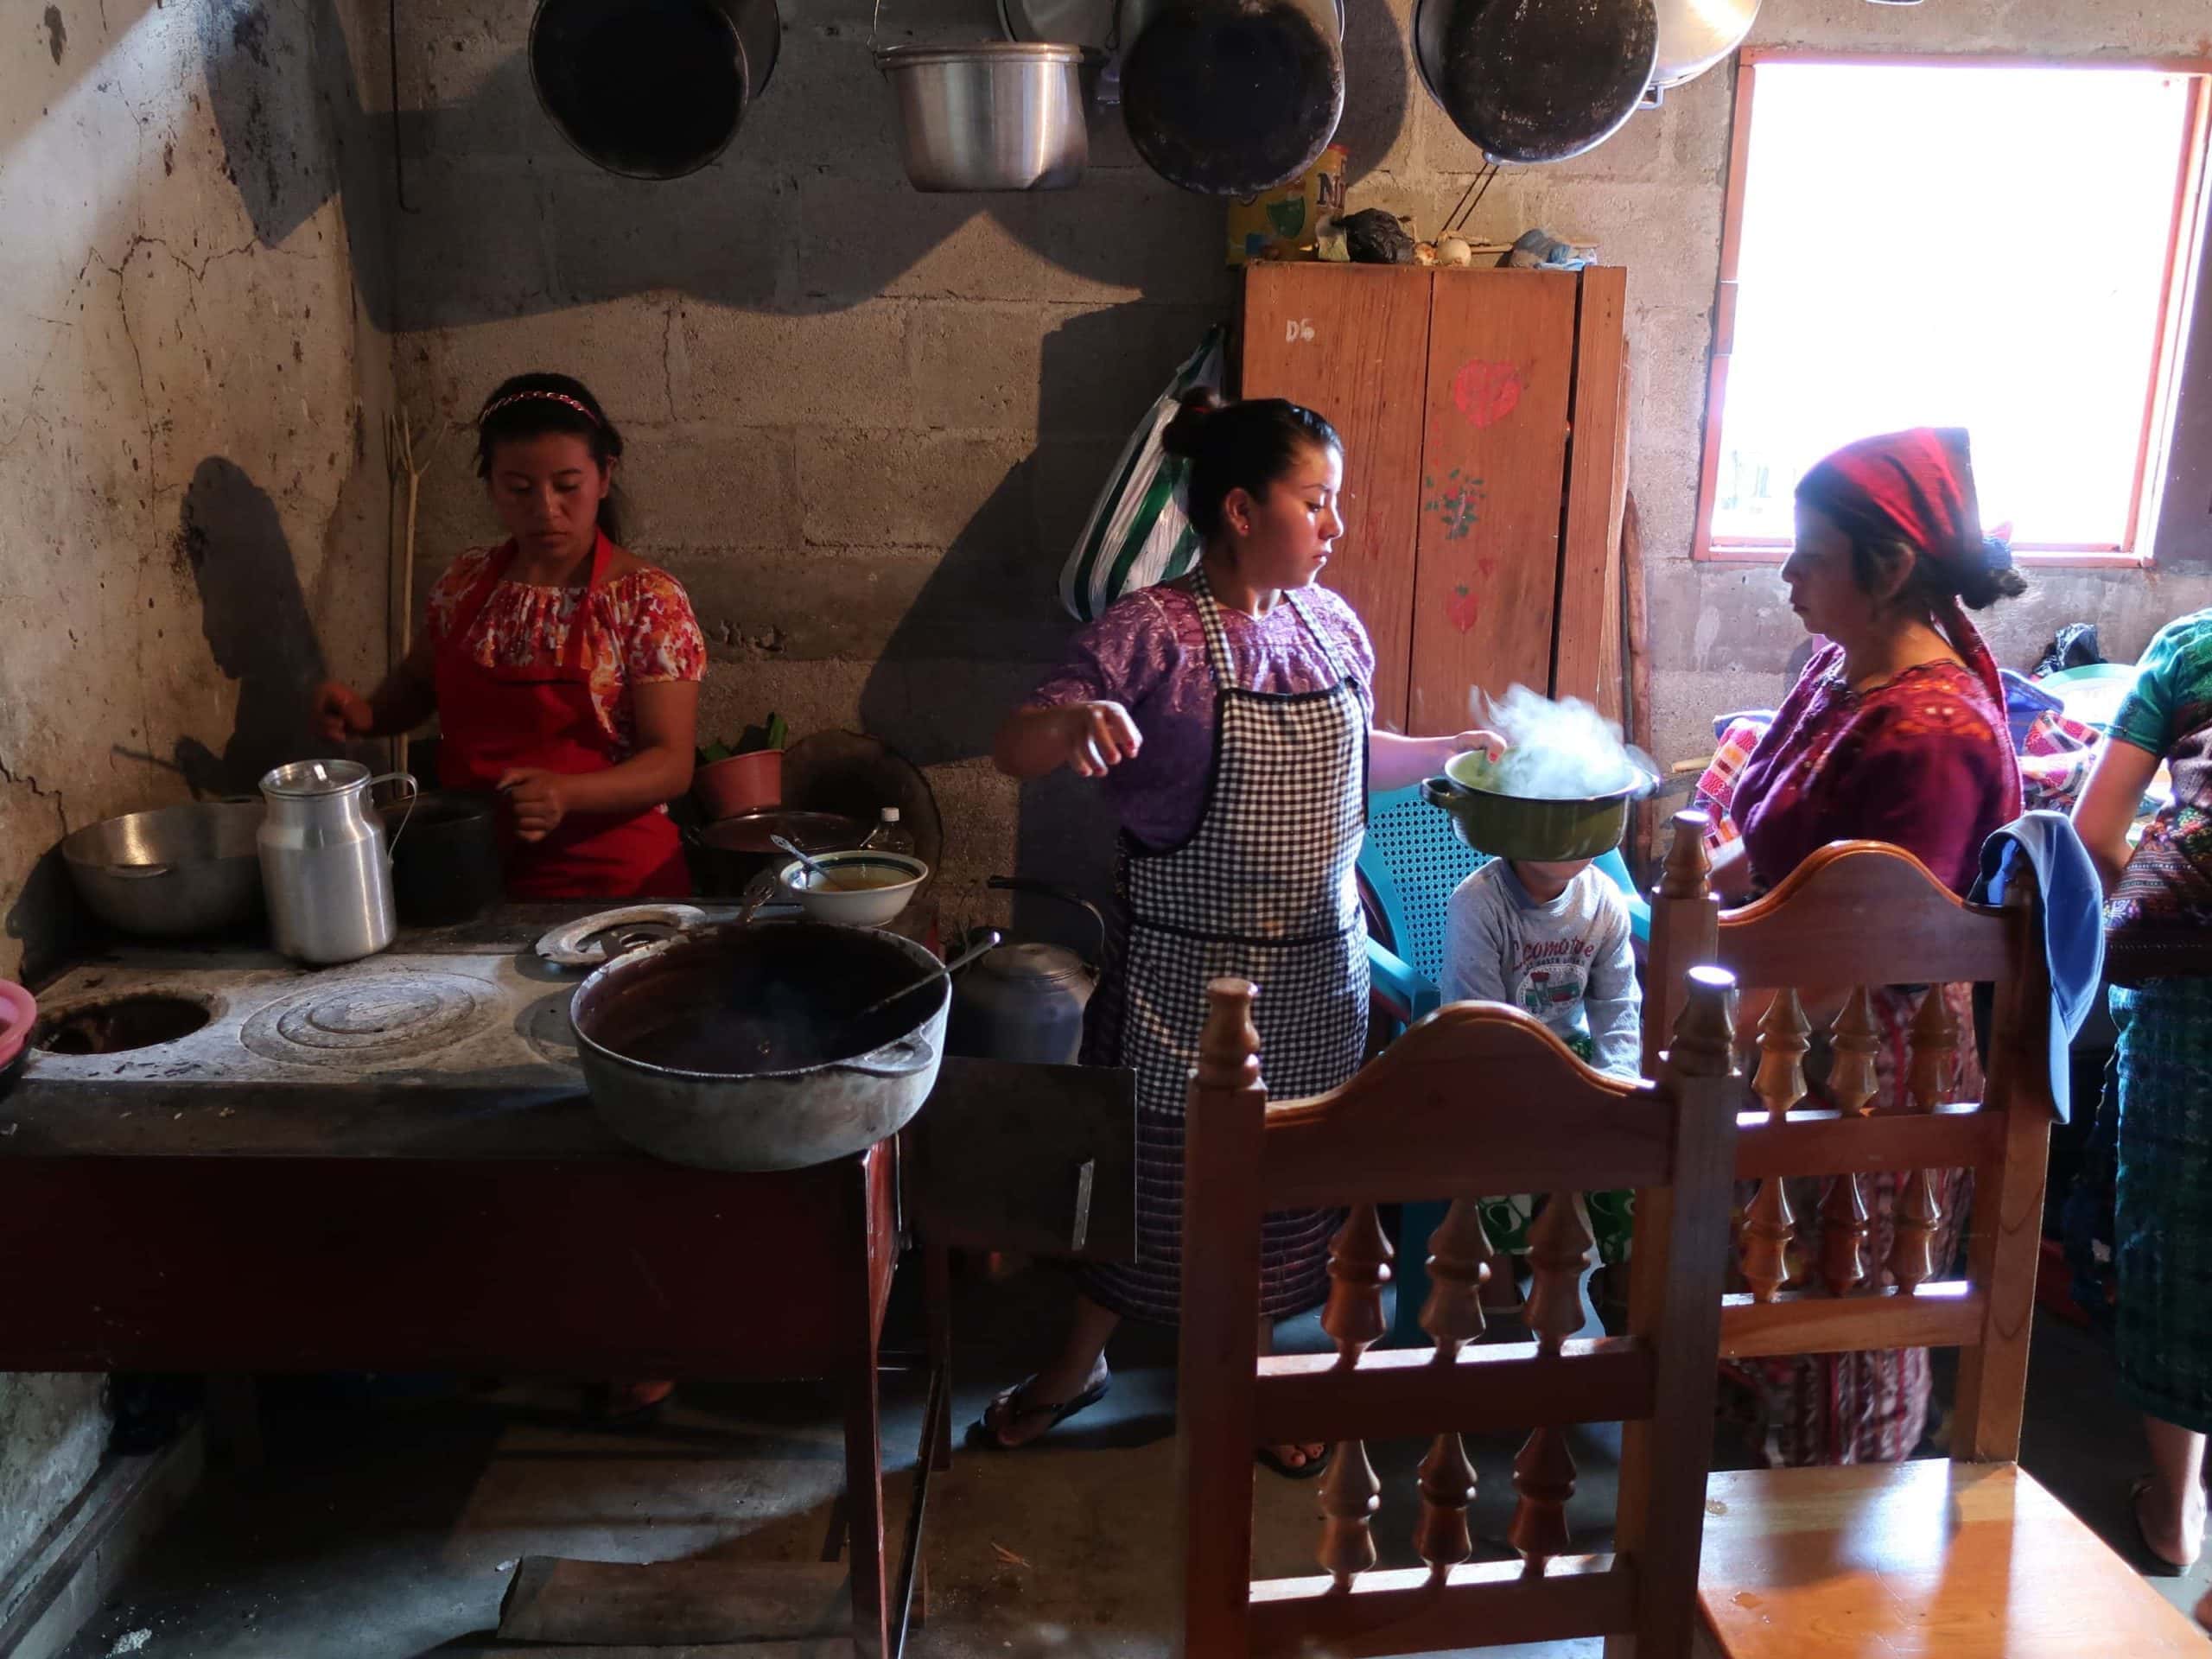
1648, 0, 1758, 92
877, 42, 1103, 192
529, 0, 781, 181
1413, 0, 1656, 165
1117, 0, 1345, 196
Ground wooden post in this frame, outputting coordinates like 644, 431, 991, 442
1608, 966, 1739, 1659
841, 1154, 890, 1659
1174, 979, 1269, 1659
1949, 873, 2056, 1461
1644, 811, 1721, 1080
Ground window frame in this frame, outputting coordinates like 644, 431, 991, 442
1694, 50, 2212, 568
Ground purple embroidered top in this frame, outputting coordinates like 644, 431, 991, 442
1028, 580, 1376, 849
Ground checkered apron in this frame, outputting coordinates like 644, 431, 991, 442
1079, 568, 1370, 1325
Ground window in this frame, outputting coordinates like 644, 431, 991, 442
1697, 55, 2212, 563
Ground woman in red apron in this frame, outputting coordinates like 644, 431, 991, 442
314, 373, 705, 1422
976, 392, 1503, 1475
313, 372, 704, 901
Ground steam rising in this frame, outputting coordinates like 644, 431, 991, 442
1469, 683, 1658, 802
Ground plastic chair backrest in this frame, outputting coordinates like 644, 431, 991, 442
1357, 785, 1487, 986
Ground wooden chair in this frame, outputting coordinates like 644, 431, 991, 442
1176, 967, 1743, 1658
1641, 810, 2207, 1657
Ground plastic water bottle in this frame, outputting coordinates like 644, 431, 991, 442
863, 807, 915, 857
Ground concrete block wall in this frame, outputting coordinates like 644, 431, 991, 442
0, 0, 397, 1600
394, 0, 2212, 927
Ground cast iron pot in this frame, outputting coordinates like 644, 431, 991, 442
570, 920, 947, 1172
530, 0, 781, 180
1118, 0, 1344, 195
1412, 0, 1656, 164
381, 791, 503, 926
1421, 751, 1654, 862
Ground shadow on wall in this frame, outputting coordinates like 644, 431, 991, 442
193, 0, 1406, 332
170, 458, 332, 798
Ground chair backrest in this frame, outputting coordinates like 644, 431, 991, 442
1641, 810, 2056, 1463
1359, 785, 1489, 986
1176, 969, 1743, 1659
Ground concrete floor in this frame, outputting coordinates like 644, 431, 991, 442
47, 1262, 2211, 1659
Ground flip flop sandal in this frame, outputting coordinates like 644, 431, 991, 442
1255, 1444, 1332, 1481
965, 1373, 1111, 1451
2130, 1475, 2194, 1576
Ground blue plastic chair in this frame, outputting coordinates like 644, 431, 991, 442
1357, 784, 1650, 1342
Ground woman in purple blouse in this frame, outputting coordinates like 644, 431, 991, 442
974, 391, 1502, 1477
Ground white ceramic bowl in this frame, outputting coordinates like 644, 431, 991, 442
777, 852, 928, 926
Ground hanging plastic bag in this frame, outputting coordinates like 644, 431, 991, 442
1058, 325, 1226, 623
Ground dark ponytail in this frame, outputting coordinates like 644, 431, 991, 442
1819, 493, 2030, 616
475, 372, 627, 541
1162, 390, 1342, 539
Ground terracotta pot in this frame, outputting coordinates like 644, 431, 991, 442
695, 749, 783, 822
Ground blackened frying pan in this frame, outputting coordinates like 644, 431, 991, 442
1413, 0, 1657, 165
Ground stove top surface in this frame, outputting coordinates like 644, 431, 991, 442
28, 948, 583, 1088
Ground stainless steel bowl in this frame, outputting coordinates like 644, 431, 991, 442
876, 42, 1099, 192
60, 801, 266, 938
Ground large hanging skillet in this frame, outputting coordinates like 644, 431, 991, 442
1414, 0, 1657, 164
1118, 0, 1346, 195
531, 0, 781, 180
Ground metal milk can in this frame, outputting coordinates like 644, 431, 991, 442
257, 760, 418, 964
947, 877, 1103, 1065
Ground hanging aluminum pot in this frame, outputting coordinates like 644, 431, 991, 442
1648, 0, 1758, 92
1413, 0, 1656, 165
1117, 0, 1345, 196
530, 0, 781, 181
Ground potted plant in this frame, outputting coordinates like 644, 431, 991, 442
693, 713, 788, 822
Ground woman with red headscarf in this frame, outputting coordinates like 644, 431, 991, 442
1713, 428, 2025, 1466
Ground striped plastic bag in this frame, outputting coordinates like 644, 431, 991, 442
1058, 325, 1227, 623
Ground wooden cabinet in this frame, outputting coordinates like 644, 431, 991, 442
1238, 264, 1630, 734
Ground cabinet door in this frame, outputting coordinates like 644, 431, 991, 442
1554, 267, 1630, 715
1407, 271, 1578, 732
1241, 265, 1433, 732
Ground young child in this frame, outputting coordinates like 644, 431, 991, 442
1441, 854, 1641, 1077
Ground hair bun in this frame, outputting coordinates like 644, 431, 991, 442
1159, 388, 1228, 461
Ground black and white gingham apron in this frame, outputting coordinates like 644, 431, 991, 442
1080, 567, 1370, 1324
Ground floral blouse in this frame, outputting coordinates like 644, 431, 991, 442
424, 546, 708, 758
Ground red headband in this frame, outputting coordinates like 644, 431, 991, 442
480, 390, 599, 427
1796, 426, 1993, 576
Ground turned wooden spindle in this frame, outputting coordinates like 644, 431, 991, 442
1889, 989, 1957, 1294
1508, 1425, 1577, 1571
1740, 989, 1809, 1301
1322, 1204, 1395, 1363
1819, 987, 1881, 1295
1645, 814, 1722, 1075
1419, 1198, 1493, 1359
1414, 1433, 1478, 1573
1195, 977, 1262, 1096
1317, 1437, 1381, 1586
1522, 1192, 1594, 1354
1657, 809, 1714, 900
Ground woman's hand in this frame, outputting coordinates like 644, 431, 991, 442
1059, 702, 1142, 778
313, 681, 375, 744
499, 767, 570, 842
1449, 728, 1508, 763
1366, 728, 1511, 793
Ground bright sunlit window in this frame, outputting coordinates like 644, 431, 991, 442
1698, 57, 2210, 561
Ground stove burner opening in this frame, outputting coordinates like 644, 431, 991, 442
35, 994, 214, 1055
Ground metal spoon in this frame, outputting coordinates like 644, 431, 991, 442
849, 930, 1002, 1023
771, 834, 860, 891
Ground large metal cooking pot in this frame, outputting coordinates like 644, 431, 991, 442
877, 43, 1101, 192
1649, 0, 1758, 91
1118, 0, 1344, 195
1422, 751, 1655, 862
685, 808, 869, 896
60, 801, 265, 938
530, 0, 781, 180
1413, 0, 1656, 164
571, 921, 948, 1172
381, 790, 503, 926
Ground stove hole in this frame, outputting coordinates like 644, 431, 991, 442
35, 995, 213, 1055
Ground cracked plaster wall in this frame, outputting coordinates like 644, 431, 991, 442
0, 0, 397, 1591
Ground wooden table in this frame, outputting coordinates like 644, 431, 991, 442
0, 906, 1134, 1658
